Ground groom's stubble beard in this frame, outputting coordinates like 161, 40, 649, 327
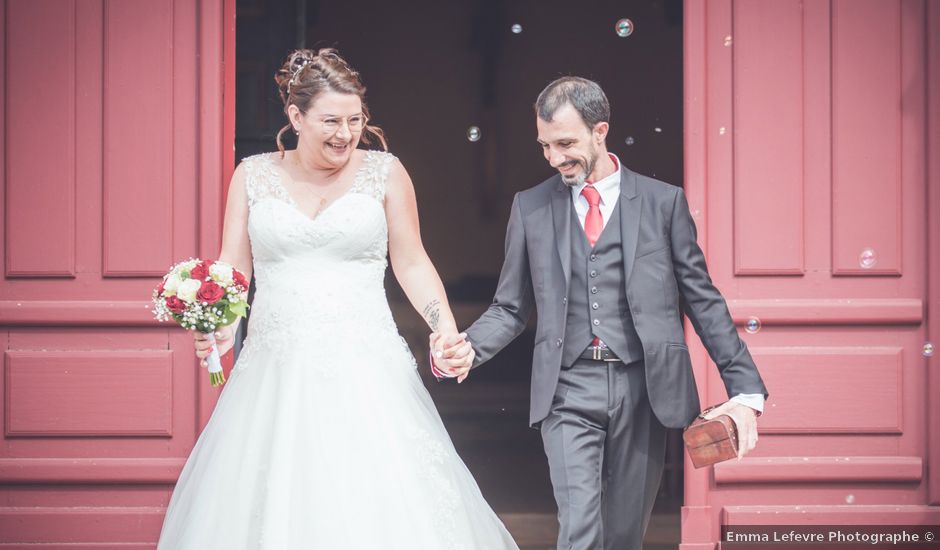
560, 144, 599, 188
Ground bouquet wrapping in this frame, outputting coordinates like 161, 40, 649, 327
152, 258, 250, 386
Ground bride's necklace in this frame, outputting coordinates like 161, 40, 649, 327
289, 153, 347, 216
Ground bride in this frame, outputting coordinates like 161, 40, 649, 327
156, 48, 518, 550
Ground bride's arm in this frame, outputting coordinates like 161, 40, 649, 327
194, 162, 253, 364
385, 158, 460, 338
218, 162, 254, 285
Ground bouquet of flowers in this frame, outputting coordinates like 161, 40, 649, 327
152, 258, 250, 386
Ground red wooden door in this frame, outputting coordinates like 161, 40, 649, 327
682, 0, 939, 547
0, 0, 232, 546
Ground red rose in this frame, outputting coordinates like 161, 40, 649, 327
165, 295, 186, 314
190, 260, 212, 282
197, 281, 225, 304
232, 269, 249, 291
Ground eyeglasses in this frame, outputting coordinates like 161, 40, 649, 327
315, 114, 367, 134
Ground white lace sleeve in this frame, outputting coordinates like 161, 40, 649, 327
241, 153, 290, 208
352, 150, 396, 203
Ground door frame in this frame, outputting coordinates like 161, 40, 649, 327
680, 0, 717, 545
197, 0, 237, 429
927, 0, 939, 507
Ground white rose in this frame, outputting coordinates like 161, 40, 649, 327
163, 273, 182, 296
177, 278, 202, 303
182, 259, 199, 271
209, 263, 234, 284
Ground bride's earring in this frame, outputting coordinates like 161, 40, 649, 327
294, 127, 300, 136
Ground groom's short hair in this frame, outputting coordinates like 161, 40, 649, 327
535, 76, 610, 130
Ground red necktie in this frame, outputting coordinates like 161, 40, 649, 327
581, 185, 603, 246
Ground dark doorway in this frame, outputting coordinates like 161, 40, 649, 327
235, 1, 683, 547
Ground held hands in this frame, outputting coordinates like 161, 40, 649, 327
429, 331, 474, 383
701, 401, 759, 460
193, 324, 236, 368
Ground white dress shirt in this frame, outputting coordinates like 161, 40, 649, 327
570, 153, 765, 415
570, 155, 623, 231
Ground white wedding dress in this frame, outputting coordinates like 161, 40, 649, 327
157, 151, 518, 550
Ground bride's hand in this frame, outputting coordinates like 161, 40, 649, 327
193, 324, 236, 368
430, 332, 474, 382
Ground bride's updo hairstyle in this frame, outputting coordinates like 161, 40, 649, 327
273, 48, 388, 156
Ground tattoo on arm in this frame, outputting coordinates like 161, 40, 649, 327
422, 299, 441, 331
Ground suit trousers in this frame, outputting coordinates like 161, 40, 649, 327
540, 358, 667, 550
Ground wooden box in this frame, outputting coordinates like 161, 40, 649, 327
683, 412, 739, 469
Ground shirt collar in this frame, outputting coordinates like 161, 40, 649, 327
571, 153, 622, 205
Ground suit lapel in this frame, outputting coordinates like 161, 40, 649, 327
550, 180, 572, 292
619, 167, 642, 287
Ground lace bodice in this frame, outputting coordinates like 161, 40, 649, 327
237, 150, 404, 368
242, 150, 393, 268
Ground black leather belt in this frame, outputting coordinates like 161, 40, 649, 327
579, 345, 621, 362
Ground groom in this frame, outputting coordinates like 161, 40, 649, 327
432, 77, 768, 550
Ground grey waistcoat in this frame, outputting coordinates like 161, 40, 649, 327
561, 202, 644, 367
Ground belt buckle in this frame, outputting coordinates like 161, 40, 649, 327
592, 346, 602, 360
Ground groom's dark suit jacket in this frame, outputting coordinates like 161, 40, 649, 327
465, 166, 769, 428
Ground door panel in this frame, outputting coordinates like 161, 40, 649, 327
0, 0, 230, 546
682, 1, 934, 547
